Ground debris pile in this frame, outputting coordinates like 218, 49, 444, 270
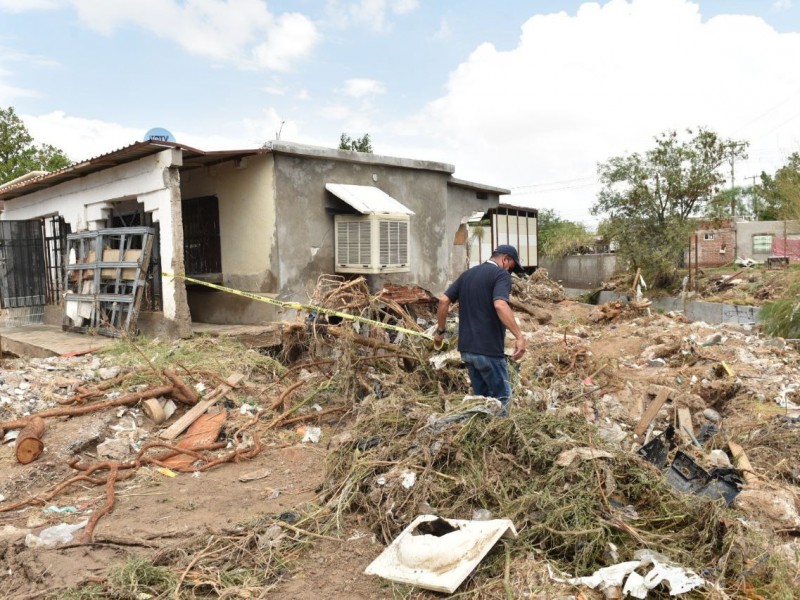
1, 269, 799, 599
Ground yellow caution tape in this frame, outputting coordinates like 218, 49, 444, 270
157, 467, 177, 478
162, 271, 433, 341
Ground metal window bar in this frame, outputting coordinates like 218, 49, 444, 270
41, 215, 69, 305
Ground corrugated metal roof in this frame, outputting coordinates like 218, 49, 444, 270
325, 183, 415, 215
0, 141, 267, 201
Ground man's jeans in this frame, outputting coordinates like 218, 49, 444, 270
461, 352, 512, 416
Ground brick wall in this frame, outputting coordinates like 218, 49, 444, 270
689, 228, 736, 267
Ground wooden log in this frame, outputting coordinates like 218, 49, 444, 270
676, 407, 694, 445
507, 298, 552, 324
729, 441, 759, 485
163, 369, 199, 405
15, 416, 46, 464
634, 387, 671, 438
0, 385, 174, 431
159, 373, 244, 441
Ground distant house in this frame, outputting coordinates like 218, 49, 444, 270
0, 140, 509, 336
688, 218, 800, 266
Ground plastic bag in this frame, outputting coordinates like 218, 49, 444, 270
25, 519, 89, 547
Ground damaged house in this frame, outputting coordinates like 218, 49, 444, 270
0, 140, 524, 337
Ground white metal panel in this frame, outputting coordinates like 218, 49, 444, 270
326, 183, 415, 215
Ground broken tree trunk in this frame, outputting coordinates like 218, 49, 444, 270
508, 298, 552, 324
163, 369, 199, 405
0, 385, 174, 431
15, 416, 46, 464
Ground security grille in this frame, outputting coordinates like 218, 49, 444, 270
0, 220, 48, 309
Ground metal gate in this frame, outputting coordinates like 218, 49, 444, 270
0, 220, 48, 308
43, 215, 70, 305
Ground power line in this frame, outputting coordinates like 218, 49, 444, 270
510, 174, 596, 191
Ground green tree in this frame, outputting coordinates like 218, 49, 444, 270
0, 106, 71, 184
537, 208, 593, 257
591, 127, 747, 287
752, 152, 800, 222
706, 186, 752, 221
338, 133, 372, 153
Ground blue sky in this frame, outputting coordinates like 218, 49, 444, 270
2, 0, 800, 228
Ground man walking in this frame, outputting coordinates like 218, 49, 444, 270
434, 245, 527, 416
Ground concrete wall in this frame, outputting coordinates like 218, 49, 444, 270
540, 254, 620, 289
446, 186, 504, 284
180, 155, 279, 324
594, 291, 759, 325
269, 147, 499, 300
735, 220, 800, 261
0, 149, 191, 335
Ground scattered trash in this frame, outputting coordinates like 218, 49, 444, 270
665, 451, 742, 505
556, 549, 706, 598
400, 471, 416, 489
25, 519, 89, 548
239, 468, 272, 483
556, 447, 614, 468
45, 505, 78, 514
299, 426, 322, 443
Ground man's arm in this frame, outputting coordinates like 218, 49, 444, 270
434, 295, 451, 348
494, 299, 527, 360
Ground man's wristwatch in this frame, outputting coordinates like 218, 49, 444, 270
436, 327, 446, 335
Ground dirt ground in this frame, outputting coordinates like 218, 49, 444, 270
1, 271, 800, 599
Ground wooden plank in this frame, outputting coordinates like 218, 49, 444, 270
677, 407, 694, 444
729, 441, 759, 485
159, 372, 245, 440
634, 387, 671, 438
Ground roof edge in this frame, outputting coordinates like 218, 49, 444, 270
447, 176, 510, 196
267, 140, 455, 174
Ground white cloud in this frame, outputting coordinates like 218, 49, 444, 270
22, 111, 143, 161
0, 0, 61, 11
0, 47, 51, 104
773, 0, 792, 10
341, 78, 387, 98
326, 0, 418, 32
392, 0, 800, 226
55, 0, 319, 71
433, 18, 452, 41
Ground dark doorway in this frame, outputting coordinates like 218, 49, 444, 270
182, 196, 222, 276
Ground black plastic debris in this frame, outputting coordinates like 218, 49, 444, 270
637, 425, 676, 469
696, 423, 719, 444
665, 451, 743, 505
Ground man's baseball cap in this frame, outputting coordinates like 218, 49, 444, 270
494, 244, 525, 274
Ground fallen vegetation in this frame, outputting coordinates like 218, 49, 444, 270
1, 271, 799, 599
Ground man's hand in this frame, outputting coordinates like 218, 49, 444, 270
511, 336, 527, 361
433, 332, 445, 351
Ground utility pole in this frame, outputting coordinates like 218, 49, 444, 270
748, 175, 758, 220
728, 142, 747, 219
729, 146, 736, 218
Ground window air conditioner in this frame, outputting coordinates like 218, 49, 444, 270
335, 214, 410, 274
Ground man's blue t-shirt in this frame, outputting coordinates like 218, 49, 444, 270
444, 262, 511, 357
